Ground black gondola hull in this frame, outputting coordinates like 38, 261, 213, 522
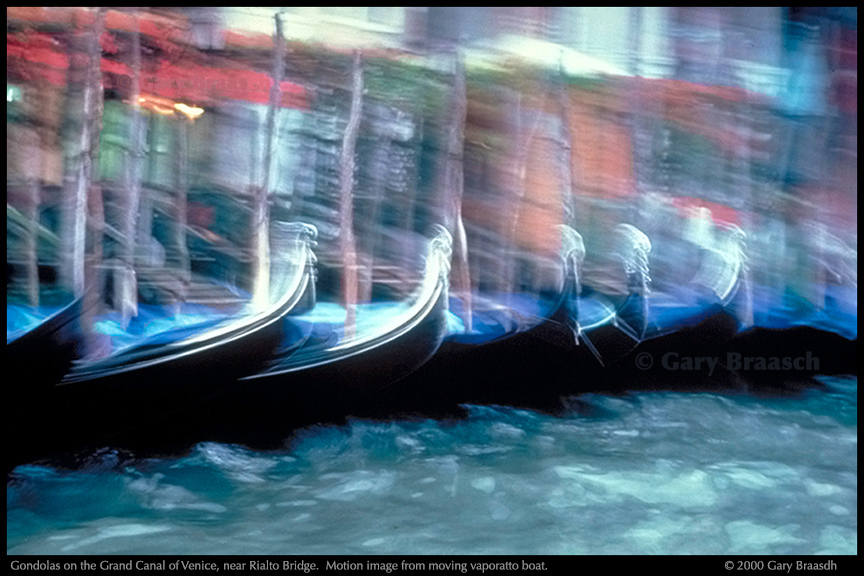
188, 290, 450, 448
9, 227, 318, 470
77, 227, 454, 453
8, 297, 84, 391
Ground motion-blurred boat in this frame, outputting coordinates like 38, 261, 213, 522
356, 224, 653, 417
620, 217, 857, 391
719, 232, 857, 388
166, 225, 454, 448
9, 223, 318, 469
603, 220, 751, 390
376, 215, 751, 414
8, 294, 90, 472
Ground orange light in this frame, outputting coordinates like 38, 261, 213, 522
174, 102, 204, 120
133, 94, 204, 120
151, 104, 175, 116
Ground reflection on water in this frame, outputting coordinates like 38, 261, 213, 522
7, 377, 856, 555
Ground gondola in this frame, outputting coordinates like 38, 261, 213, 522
718, 270, 858, 390
170, 225, 455, 448
9, 223, 318, 468
8, 296, 86, 461
8, 295, 89, 472
612, 221, 857, 392
355, 223, 654, 419
569, 223, 655, 362
373, 215, 752, 418
603, 222, 756, 391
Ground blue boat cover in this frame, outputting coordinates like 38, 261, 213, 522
749, 284, 857, 340
7, 305, 61, 343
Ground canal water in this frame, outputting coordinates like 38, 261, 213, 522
7, 376, 856, 555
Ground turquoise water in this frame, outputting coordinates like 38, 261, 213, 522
7, 377, 856, 555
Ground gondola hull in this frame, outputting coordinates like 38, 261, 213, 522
361, 305, 604, 420
182, 229, 454, 448
8, 225, 318, 469
194, 290, 449, 448
8, 297, 84, 391
604, 305, 741, 391
356, 225, 648, 418
720, 326, 857, 391
8, 297, 85, 471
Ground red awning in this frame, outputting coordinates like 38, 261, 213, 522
8, 28, 307, 110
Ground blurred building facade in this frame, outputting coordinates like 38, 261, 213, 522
7, 7, 857, 312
